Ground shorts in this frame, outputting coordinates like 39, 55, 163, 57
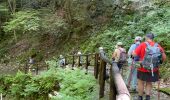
137, 70, 159, 82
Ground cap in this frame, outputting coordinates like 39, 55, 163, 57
146, 33, 154, 39
99, 47, 104, 50
135, 36, 142, 41
77, 51, 81, 55
60, 55, 63, 58
116, 42, 123, 46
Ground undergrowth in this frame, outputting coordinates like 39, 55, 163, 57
0, 60, 97, 100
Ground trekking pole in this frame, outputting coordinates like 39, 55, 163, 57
158, 80, 160, 100
157, 70, 160, 100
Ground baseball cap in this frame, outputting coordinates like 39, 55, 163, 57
116, 42, 123, 46
99, 47, 104, 50
146, 33, 154, 39
135, 36, 142, 41
77, 51, 82, 55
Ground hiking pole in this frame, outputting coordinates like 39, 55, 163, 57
158, 70, 160, 100
158, 79, 160, 100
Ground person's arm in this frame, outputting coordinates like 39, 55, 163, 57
112, 49, 116, 59
112, 49, 119, 60
128, 44, 135, 57
159, 45, 166, 61
132, 43, 143, 57
162, 52, 166, 61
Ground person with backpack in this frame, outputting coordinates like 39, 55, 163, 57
28, 54, 36, 72
126, 36, 142, 92
133, 33, 166, 100
112, 42, 126, 70
59, 55, 65, 68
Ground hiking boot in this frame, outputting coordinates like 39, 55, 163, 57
138, 96, 143, 100
145, 95, 150, 100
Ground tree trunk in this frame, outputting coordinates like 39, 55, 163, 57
7, 0, 16, 13
7, 0, 13, 13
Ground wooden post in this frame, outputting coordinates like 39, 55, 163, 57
65, 57, 67, 65
72, 55, 75, 69
25, 63, 28, 74
85, 55, 89, 73
94, 54, 99, 79
99, 59, 106, 98
110, 64, 117, 100
36, 64, 38, 75
47, 64, 49, 70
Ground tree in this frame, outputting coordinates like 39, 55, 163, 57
3, 10, 40, 41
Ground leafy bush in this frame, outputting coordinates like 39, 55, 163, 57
4, 10, 40, 34
0, 60, 97, 100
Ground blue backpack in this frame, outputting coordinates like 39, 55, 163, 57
142, 42, 162, 76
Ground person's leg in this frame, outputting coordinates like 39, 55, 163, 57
125, 66, 131, 88
138, 79, 144, 100
131, 67, 137, 90
145, 82, 152, 100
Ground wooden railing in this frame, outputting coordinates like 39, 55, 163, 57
99, 48, 130, 100
24, 48, 130, 100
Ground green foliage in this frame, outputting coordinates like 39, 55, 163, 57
159, 88, 170, 95
159, 63, 170, 80
57, 68, 97, 100
81, 6, 170, 56
3, 10, 40, 34
0, 70, 59, 99
46, 60, 98, 100
16, 48, 43, 64
0, 60, 97, 100
41, 13, 69, 36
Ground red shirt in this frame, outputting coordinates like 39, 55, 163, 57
135, 41, 164, 72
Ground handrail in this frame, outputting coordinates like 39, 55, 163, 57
99, 49, 130, 100
65, 53, 96, 57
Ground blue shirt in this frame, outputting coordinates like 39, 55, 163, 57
128, 42, 140, 61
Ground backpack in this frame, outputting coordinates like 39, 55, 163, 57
60, 59, 65, 66
133, 43, 140, 61
142, 42, 162, 76
119, 48, 127, 63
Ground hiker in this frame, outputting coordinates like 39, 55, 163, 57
99, 47, 109, 80
133, 33, 166, 100
59, 55, 65, 68
28, 54, 36, 72
126, 36, 142, 92
112, 42, 127, 71
77, 51, 83, 66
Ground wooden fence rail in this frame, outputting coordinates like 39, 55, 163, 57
99, 48, 130, 100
